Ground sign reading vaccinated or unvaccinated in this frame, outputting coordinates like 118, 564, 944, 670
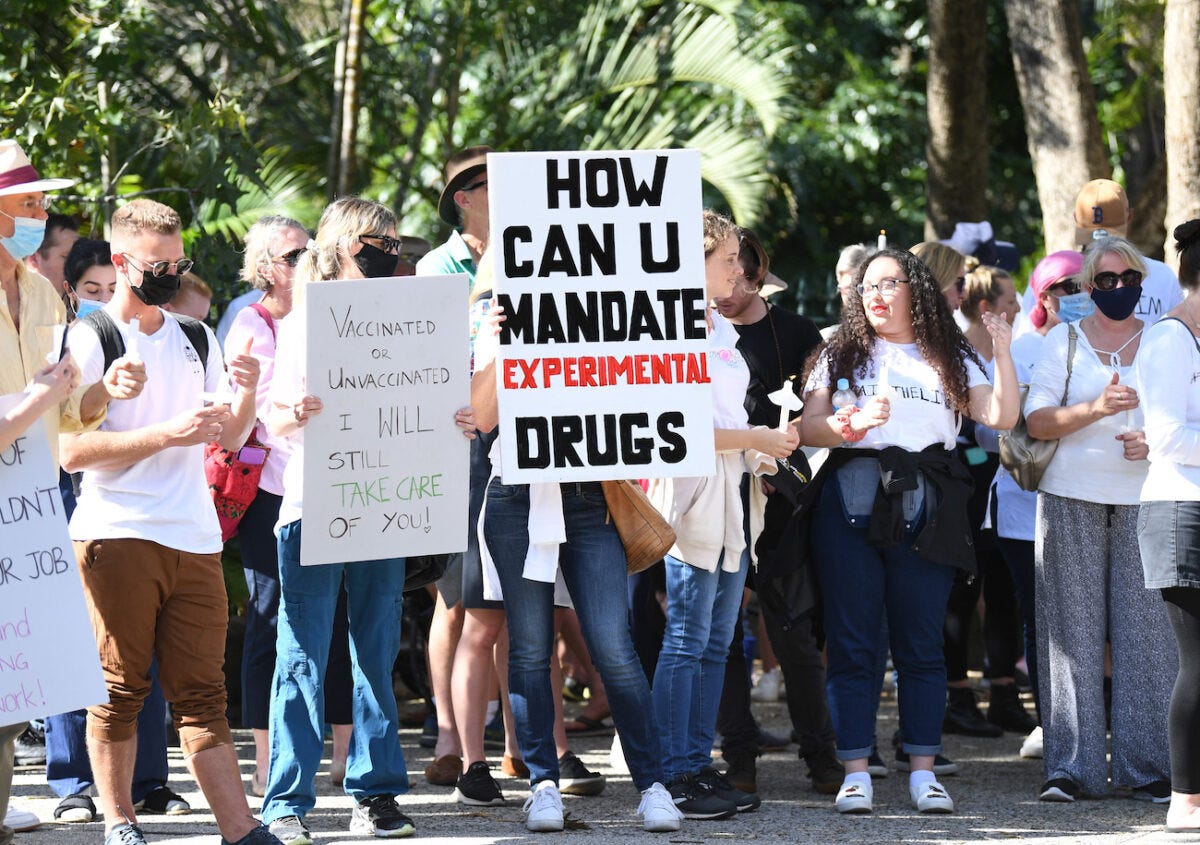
489, 149, 715, 483
301, 276, 470, 566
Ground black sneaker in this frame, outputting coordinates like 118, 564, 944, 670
418, 713, 437, 749
986, 683, 1038, 734
867, 748, 889, 778
135, 785, 191, 815
1132, 780, 1171, 804
453, 761, 506, 806
943, 687, 1003, 737
1039, 778, 1079, 802
13, 722, 46, 766
558, 750, 606, 796
697, 766, 760, 812
349, 795, 415, 838
804, 747, 843, 795
895, 749, 959, 776
666, 774, 737, 820
221, 822, 287, 845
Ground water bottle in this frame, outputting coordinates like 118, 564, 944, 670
831, 377, 857, 411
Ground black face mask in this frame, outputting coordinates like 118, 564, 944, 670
1090, 285, 1141, 321
130, 270, 181, 306
354, 243, 398, 279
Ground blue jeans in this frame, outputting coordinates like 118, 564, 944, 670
262, 521, 409, 824
484, 480, 664, 791
813, 472, 955, 760
653, 551, 747, 781
45, 661, 168, 801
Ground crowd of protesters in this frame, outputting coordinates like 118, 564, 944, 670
3, 132, 1200, 845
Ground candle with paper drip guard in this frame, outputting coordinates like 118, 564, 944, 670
767, 377, 804, 432
126, 316, 141, 363
875, 364, 892, 401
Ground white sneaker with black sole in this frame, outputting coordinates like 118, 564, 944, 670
267, 815, 312, 845
524, 781, 565, 832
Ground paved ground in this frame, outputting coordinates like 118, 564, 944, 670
7, 690, 1190, 844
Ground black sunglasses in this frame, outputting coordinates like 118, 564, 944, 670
122, 253, 194, 277
1092, 269, 1143, 291
276, 247, 306, 267
462, 179, 488, 193
359, 234, 401, 254
1048, 279, 1082, 296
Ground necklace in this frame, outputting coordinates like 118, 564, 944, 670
1090, 327, 1143, 369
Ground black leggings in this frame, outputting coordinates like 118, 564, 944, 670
1163, 586, 1200, 794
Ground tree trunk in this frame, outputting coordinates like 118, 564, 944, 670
1004, 0, 1110, 253
326, 0, 350, 201
335, 0, 364, 197
924, 0, 989, 241
1164, 0, 1200, 269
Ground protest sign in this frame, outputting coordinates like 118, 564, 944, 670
489, 149, 715, 484
0, 395, 107, 721
301, 276, 470, 566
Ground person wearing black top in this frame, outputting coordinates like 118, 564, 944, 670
711, 228, 839, 795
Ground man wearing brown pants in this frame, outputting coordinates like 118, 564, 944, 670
61, 199, 278, 845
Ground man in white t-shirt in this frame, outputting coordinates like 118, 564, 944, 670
1016, 179, 1183, 336
59, 199, 279, 845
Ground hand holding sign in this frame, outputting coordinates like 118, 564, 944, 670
767, 377, 803, 432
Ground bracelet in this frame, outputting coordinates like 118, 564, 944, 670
835, 409, 867, 443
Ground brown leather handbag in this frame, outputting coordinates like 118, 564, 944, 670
601, 480, 676, 574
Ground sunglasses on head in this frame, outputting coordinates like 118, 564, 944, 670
1091, 269, 1143, 291
1048, 278, 1081, 296
359, 234, 401, 254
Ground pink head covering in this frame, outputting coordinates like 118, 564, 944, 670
1028, 250, 1084, 329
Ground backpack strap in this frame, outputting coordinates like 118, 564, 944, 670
170, 313, 210, 375
79, 310, 127, 376
1160, 316, 1200, 355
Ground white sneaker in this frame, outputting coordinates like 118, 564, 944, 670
4, 806, 40, 832
835, 778, 873, 814
1020, 726, 1043, 759
609, 732, 629, 775
523, 781, 564, 832
750, 667, 784, 702
638, 782, 684, 832
910, 778, 954, 813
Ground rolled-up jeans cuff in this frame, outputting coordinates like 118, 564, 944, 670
835, 745, 874, 762
901, 742, 942, 757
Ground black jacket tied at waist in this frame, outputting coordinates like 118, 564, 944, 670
754, 444, 975, 632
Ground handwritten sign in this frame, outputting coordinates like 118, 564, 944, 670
489, 149, 715, 483
0, 395, 107, 720
301, 276, 470, 566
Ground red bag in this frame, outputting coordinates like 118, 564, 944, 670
205, 439, 270, 541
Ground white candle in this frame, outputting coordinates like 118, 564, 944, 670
877, 229, 887, 250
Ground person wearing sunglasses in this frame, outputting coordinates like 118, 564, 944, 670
1025, 235, 1174, 805
418, 145, 492, 285
221, 215, 356, 802
911, 242, 968, 316
262, 197, 476, 843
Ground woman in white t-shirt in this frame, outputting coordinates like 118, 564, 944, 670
1136, 219, 1200, 832
800, 247, 1017, 816
1026, 235, 1174, 804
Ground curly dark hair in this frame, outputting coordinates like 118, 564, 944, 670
806, 247, 983, 414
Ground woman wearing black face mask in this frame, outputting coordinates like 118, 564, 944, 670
1024, 235, 1174, 804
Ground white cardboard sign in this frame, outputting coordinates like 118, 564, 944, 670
0, 396, 107, 721
301, 275, 470, 566
489, 149, 715, 483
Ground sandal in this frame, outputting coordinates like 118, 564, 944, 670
54, 793, 97, 823
563, 715, 614, 737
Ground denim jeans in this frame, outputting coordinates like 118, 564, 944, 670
262, 520, 409, 824
813, 471, 955, 760
46, 661, 168, 800
484, 480, 664, 791
653, 551, 747, 781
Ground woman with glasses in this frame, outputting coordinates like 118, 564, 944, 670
799, 247, 1017, 816
1137, 219, 1200, 832
1026, 235, 1174, 804
261, 198, 476, 842
224, 216, 355, 800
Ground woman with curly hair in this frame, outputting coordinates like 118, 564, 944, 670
799, 247, 1018, 816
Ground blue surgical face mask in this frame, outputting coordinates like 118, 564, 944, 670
73, 297, 104, 318
0, 212, 47, 260
1055, 291, 1094, 324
